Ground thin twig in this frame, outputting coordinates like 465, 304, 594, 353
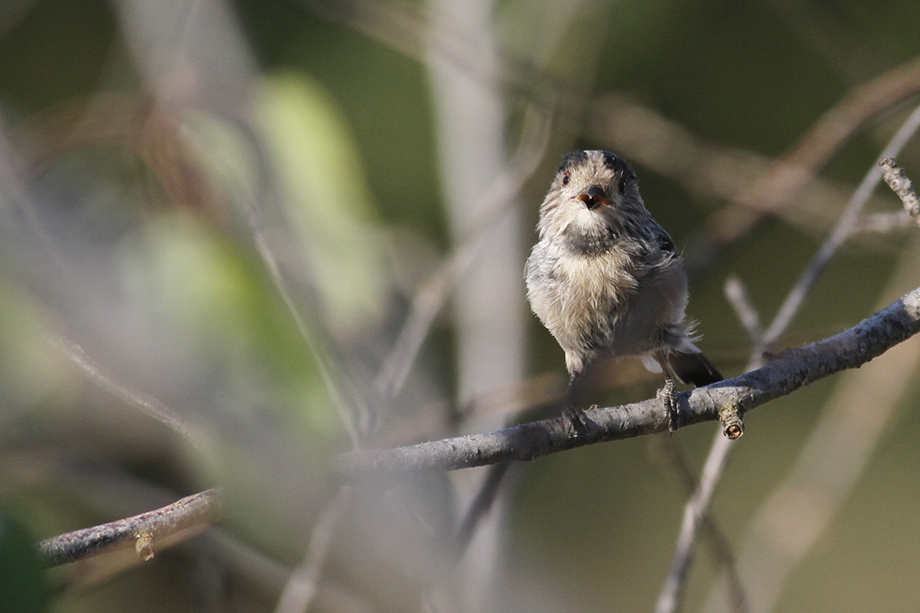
654, 438, 748, 613
373, 110, 553, 401
656, 434, 743, 613
654, 274, 768, 612
709, 55, 920, 249
655, 274, 770, 613
724, 276, 763, 346
237, 131, 368, 446
274, 487, 352, 613
764, 102, 920, 347
703, 239, 920, 612
880, 157, 920, 224
295, 0, 587, 118
36, 489, 219, 566
660, 106, 920, 612
713, 275, 764, 436
49, 335, 201, 451
339, 283, 920, 479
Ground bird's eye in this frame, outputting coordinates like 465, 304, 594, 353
562, 171, 570, 186
618, 178, 627, 194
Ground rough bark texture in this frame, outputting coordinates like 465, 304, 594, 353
338, 287, 920, 480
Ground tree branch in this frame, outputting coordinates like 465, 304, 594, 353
653, 437, 748, 613
36, 489, 219, 567
657, 115, 920, 611
709, 55, 920, 248
762, 103, 920, 347
880, 157, 920, 224
338, 285, 920, 479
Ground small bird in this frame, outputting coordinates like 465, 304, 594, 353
525, 150, 721, 433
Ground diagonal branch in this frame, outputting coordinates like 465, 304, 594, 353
338, 285, 920, 479
657, 112, 920, 613
709, 55, 920, 248
762, 103, 920, 347
36, 489, 219, 567
49, 335, 202, 451
880, 157, 920, 224
35, 284, 920, 571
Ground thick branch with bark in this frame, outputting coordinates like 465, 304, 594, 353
38, 284, 920, 568
338, 286, 920, 479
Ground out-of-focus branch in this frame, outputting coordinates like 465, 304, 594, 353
16, 94, 221, 216
274, 487, 352, 613
702, 157, 920, 613
763, 103, 920, 347
723, 276, 763, 346
709, 55, 920, 248
36, 489, 219, 567
588, 94, 893, 245
373, 111, 553, 402
49, 335, 202, 451
659, 108, 920, 612
704, 239, 920, 613
295, 0, 586, 115
655, 274, 768, 613
339, 284, 920, 479
656, 434, 746, 613
654, 438, 748, 612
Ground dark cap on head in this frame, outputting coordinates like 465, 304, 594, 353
558, 150, 635, 182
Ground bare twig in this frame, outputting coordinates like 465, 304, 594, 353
763, 102, 920, 347
49, 335, 201, 450
662, 108, 920, 612
656, 434, 743, 613
339, 283, 920, 479
713, 277, 754, 436
658, 106, 920, 611
709, 55, 920, 248
653, 275, 767, 612
724, 276, 763, 346
880, 157, 920, 224
654, 438, 748, 613
274, 487, 352, 613
655, 274, 771, 613
295, 0, 588, 117
373, 111, 553, 402
36, 489, 219, 566
704, 240, 920, 612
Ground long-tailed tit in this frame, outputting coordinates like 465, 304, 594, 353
525, 150, 721, 433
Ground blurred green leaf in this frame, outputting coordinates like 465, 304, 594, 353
256, 70, 388, 334
0, 512, 50, 613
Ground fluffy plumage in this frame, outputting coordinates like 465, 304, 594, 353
525, 150, 720, 428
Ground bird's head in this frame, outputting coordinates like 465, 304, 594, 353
537, 150, 643, 240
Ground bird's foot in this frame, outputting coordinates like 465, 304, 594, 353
657, 377, 680, 432
562, 404, 590, 438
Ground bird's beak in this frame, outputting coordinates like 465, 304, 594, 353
577, 185, 610, 210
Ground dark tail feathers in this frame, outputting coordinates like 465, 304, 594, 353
669, 351, 722, 387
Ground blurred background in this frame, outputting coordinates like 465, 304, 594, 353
1, 0, 920, 611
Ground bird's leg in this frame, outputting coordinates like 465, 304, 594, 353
656, 351, 680, 432
562, 371, 589, 437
